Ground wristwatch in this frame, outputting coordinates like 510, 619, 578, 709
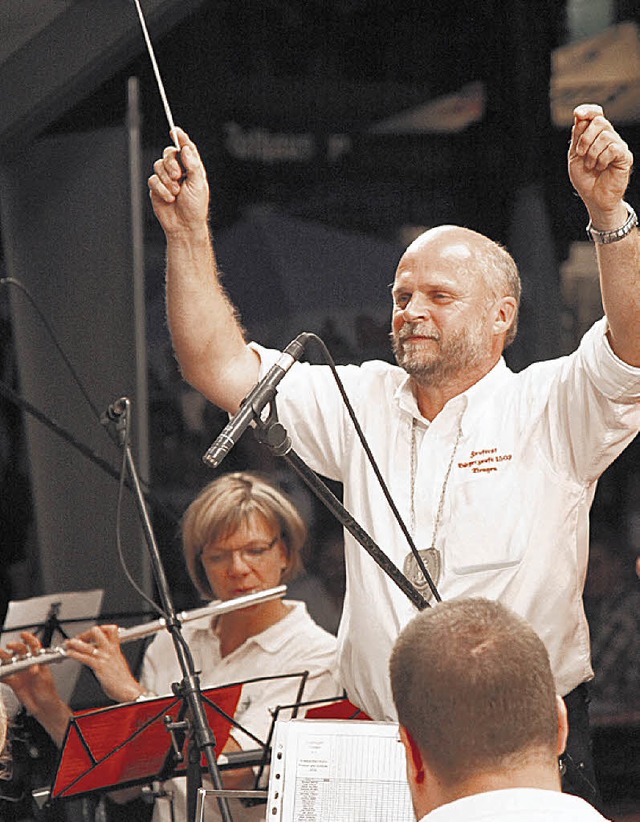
586, 201, 638, 244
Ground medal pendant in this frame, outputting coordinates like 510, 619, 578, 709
403, 548, 442, 600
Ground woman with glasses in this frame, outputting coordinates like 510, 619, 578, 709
1, 472, 339, 821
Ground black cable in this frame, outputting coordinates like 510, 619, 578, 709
0, 276, 178, 517
0, 276, 179, 620
110, 403, 194, 658
113, 401, 169, 619
305, 333, 441, 603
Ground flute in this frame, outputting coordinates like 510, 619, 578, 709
0, 585, 286, 679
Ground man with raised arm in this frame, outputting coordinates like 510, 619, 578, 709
150, 104, 640, 803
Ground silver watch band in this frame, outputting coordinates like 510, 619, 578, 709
586, 201, 638, 244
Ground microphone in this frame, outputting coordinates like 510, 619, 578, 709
202, 333, 313, 469
101, 397, 129, 423
100, 396, 130, 445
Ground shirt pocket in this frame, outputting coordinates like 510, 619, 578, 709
443, 463, 528, 575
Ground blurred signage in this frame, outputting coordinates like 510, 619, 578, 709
551, 21, 640, 126
223, 121, 352, 165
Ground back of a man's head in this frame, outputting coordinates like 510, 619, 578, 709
389, 598, 559, 787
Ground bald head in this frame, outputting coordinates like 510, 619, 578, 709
400, 226, 521, 347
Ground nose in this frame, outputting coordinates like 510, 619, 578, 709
227, 550, 251, 576
400, 293, 431, 323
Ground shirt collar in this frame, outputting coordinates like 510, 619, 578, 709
247, 600, 306, 653
394, 358, 509, 432
191, 600, 306, 654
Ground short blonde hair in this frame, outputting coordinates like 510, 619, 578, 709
182, 472, 307, 599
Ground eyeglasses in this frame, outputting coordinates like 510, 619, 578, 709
200, 535, 280, 567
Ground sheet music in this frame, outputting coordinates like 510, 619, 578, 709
267, 719, 415, 822
1, 589, 104, 703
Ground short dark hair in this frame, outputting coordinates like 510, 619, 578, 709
389, 598, 558, 785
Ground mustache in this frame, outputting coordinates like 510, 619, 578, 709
393, 323, 441, 343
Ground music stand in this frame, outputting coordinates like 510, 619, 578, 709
47, 672, 321, 815
1, 589, 104, 703
192, 696, 368, 821
49, 683, 243, 801
244, 693, 367, 791
304, 696, 371, 722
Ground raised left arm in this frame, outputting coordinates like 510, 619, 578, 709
569, 103, 640, 366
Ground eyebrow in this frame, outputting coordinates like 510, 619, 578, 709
390, 282, 408, 297
202, 535, 278, 554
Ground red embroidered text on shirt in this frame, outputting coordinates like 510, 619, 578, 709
458, 448, 513, 474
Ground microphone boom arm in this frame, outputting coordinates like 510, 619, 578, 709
202, 333, 312, 469
252, 416, 428, 611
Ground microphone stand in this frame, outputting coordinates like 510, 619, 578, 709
0, 377, 181, 523
103, 399, 233, 822
253, 404, 428, 612
200, 332, 436, 608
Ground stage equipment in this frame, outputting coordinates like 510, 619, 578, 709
201, 332, 437, 610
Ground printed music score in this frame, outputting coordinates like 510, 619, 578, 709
267, 719, 414, 821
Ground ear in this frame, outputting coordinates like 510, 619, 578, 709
399, 725, 426, 785
492, 295, 517, 338
555, 694, 569, 757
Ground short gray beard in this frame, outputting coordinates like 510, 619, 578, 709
391, 323, 487, 388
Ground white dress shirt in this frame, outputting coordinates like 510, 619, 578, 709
253, 318, 640, 720
420, 787, 610, 820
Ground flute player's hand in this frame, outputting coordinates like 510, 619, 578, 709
65, 625, 146, 703
0, 631, 72, 746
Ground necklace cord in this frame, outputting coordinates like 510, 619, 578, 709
305, 334, 442, 603
411, 414, 463, 582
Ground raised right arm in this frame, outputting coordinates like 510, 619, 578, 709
148, 128, 260, 413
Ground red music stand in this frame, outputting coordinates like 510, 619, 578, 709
304, 697, 371, 721
50, 683, 243, 801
